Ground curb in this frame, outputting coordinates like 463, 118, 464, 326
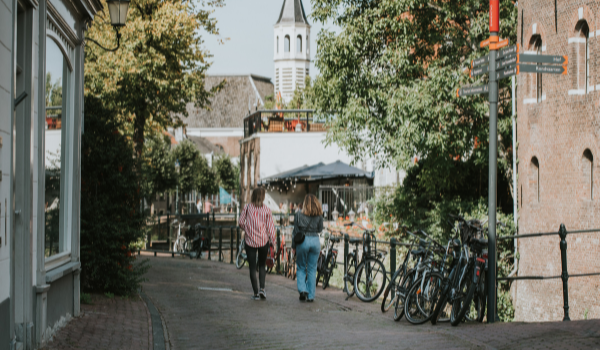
140, 290, 170, 350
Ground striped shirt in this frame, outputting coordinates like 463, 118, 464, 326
239, 204, 276, 248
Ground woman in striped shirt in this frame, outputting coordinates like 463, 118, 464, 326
238, 187, 276, 300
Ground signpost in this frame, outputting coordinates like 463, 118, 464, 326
457, 0, 568, 324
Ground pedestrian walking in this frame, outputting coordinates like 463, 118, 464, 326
292, 194, 323, 302
238, 187, 276, 301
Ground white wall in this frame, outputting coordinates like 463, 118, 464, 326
259, 132, 354, 179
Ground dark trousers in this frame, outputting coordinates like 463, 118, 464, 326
246, 243, 268, 295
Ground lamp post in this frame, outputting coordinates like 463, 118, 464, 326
175, 160, 180, 215
86, 0, 130, 52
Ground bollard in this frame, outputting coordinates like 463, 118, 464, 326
390, 238, 397, 275
172, 252, 174, 258
230, 227, 234, 264
559, 223, 570, 321
276, 228, 281, 274
138, 249, 141, 256
219, 227, 223, 262
344, 234, 349, 293
208, 226, 212, 261
154, 251, 157, 257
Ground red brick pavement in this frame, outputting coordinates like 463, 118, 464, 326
142, 255, 600, 350
42, 293, 152, 350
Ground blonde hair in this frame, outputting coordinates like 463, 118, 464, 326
250, 187, 266, 206
302, 194, 323, 217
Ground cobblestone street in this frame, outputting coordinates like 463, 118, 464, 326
142, 255, 600, 350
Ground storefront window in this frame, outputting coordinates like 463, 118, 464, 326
44, 39, 65, 258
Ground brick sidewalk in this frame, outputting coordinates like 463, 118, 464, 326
42, 293, 152, 350
142, 255, 600, 350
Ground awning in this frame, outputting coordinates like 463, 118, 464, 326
260, 160, 373, 183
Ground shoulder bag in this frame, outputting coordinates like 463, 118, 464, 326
293, 213, 305, 245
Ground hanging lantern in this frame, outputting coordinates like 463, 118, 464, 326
332, 208, 339, 222
348, 209, 356, 222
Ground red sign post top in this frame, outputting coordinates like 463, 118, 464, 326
489, 0, 499, 32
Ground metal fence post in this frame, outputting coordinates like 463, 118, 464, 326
344, 233, 349, 293
230, 227, 234, 264
390, 238, 397, 275
207, 226, 212, 260
219, 227, 223, 262
276, 228, 281, 274
559, 223, 570, 321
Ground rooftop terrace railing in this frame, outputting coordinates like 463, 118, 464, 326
243, 109, 327, 138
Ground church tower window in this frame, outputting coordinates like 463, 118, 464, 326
297, 35, 302, 53
284, 35, 290, 53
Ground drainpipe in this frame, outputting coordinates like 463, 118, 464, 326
508, 75, 519, 277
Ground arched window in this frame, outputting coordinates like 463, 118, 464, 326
297, 35, 302, 53
575, 20, 590, 93
530, 157, 540, 203
583, 149, 594, 200
277, 36, 279, 53
530, 35, 543, 102
284, 35, 290, 53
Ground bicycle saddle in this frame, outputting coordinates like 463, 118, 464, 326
330, 237, 341, 243
349, 237, 362, 244
472, 238, 488, 246
452, 238, 461, 248
410, 248, 426, 256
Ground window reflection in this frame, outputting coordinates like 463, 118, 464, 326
45, 39, 64, 258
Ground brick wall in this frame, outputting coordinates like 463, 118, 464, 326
204, 136, 242, 158
516, 0, 600, 321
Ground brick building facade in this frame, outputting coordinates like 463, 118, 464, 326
516, 1, 600, 321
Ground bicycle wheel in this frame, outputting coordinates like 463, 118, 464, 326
404, 272, 444, 325
382, 269, 404, 313
450, 267, 477, 326
474, 269, 487, 323
235, 243, 245, 269
354, 258, 387, 302
430, 278, 452, 325
322, 255, 336, 290
344, 256, 356, 297
393, 272, 414, 321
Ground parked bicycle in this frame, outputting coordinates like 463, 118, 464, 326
342, 222, 387, 302
235, 234, 272, 273
189, 224, 209, 259
316, 230, 341, 290
285, 247, 296, 280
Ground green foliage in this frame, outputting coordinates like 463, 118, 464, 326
45, 72, 62, 108
173, 140, 218, 195
85, 0, 225, 155
263, 94, 275, 110
213, 154, 237, 192
311, 0, 518, 209
288, 76, 314, 110
104, 292, 114, 299
141, 135, 177, 201
81, 95, 150, 296
80, 293, 92, 305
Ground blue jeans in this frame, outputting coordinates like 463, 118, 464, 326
296, 236, 320, 300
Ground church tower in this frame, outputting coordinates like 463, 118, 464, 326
274, 0, 311, 104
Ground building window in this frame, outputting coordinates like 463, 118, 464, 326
243, 155, 248, 187
284, 35, 290, 53
45, 38, 68, 259
583, 149, 594, 200
530, 157, 540, 203
297, 35, 302, 53
250, 151, 255, 187
575, 20, 590, 93
277, 36, 279, 53
530, 35, 543, 102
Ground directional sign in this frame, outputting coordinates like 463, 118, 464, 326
490, 38, 509, 50
497, 54, 517, 69
497, 66, 518, 80
457, 84, 489, 97
517, 54, 568, 65
518, 64, 567, 75
470, 65, 489, 77
497, 44, 519, 59
479, 36, 499, 48
472, 56, 489, 69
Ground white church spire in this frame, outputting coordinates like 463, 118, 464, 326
274, 0, 311, 104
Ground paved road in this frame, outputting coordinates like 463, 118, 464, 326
142, 255, 600, 350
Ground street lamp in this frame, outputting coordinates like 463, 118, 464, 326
86, 0, 130, 52
175, 160, 180, 214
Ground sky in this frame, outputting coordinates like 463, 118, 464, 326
201, 0, 339, 80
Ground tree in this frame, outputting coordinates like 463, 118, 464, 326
288, 76, 314, 110
84, 0, 226, 156
311, 0, 517, 212
141, 134, 177, 202
172, 140, 218, 196
213, 154, 236, 192
81, 95, 149, 295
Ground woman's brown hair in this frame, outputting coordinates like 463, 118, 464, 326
250, 187, 266, 206
302, 194, 323, 217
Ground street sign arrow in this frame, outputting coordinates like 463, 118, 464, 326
497, 66, 518, 80
457, 84, 489, 97
472, 56, 489, 69
490, 38, 509, 50
517, 54, 568, 65
470, 65, 489, 78
497, 54, 517, 69
518, 64, 567, 75
497, 44, 519, 59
